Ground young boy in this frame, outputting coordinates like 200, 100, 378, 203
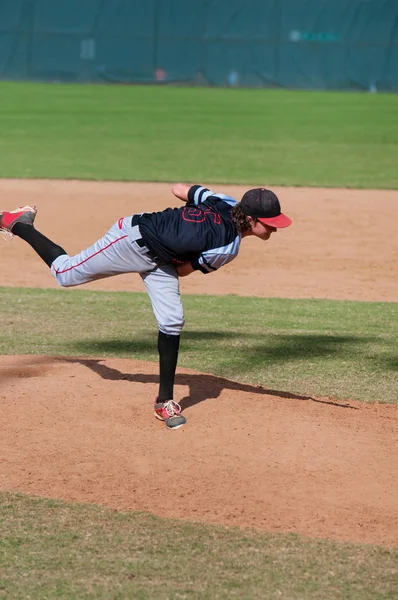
1, 184, 292, 429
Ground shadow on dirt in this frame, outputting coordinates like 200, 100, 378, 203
61, 357, 357, 411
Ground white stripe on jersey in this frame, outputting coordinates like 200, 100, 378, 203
198, 235, 241, 272
193, 186, 214, 204
193, 186, 238, 208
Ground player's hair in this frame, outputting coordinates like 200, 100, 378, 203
231, 204, 251, 234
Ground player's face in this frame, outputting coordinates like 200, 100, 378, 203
249, 218, 277, 240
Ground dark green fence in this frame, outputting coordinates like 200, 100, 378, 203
1, 0, 397, 91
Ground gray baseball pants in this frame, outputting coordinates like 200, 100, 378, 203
50, 216, 184, 336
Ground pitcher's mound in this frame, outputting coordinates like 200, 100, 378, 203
1, 355, 397, 546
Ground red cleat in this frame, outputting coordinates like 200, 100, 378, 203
154, 399, 186, 430
0, 205, 37, 237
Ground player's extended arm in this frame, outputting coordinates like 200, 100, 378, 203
171, 183, 191, 202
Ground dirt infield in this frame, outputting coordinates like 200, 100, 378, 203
1, 179, 397, 546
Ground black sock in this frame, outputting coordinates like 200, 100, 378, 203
157, 331, 180, 402
12, 224, 67, 268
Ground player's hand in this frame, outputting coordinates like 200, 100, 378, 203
174, 261, 195, 277
171, 183, 191, 202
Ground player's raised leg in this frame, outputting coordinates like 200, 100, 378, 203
50, 220, 149, 287
1, 206, 155, 286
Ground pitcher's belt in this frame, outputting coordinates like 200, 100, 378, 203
131, 214, 162, 264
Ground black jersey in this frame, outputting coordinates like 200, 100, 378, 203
137, 185, 241, 273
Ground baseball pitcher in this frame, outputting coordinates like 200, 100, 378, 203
0, 184, 292, 429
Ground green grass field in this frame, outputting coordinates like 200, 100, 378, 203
0, 81, 397, 188
1, 492, 397, 600
1, 81, 397, 599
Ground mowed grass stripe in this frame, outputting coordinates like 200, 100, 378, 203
0, 82, 397, 188
1, 287, 397, 403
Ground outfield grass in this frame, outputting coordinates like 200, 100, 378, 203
1, 492, 397, 600
1, 287, 397, 403
0, 81, 397, 188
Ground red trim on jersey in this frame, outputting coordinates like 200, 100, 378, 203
118, 218, 124, 229
53, 235, 129, 274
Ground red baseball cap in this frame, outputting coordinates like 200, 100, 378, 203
239, 188, 292, 228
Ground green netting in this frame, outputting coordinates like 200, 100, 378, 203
0, 0, 397, 91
